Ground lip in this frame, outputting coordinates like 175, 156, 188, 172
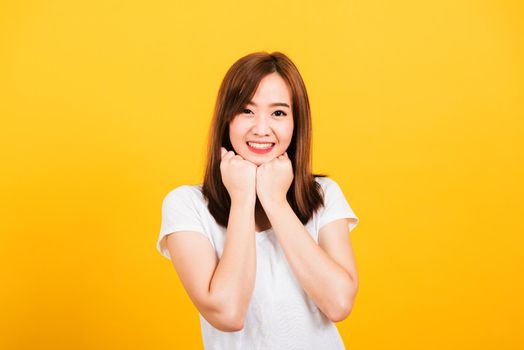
246, 141, 275, 154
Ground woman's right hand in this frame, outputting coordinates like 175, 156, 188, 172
220, 147, 257, 204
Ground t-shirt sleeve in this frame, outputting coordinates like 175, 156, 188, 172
317, 178, 360, 233
156, 186, 212, 260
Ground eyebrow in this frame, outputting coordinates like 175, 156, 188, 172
247, 101, 291, 108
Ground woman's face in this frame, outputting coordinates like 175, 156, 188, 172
228, 72, 294, 166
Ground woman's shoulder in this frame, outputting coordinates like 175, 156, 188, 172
314, 175, 338, 189
314, 176, 350, 199
162, 183, 205, 205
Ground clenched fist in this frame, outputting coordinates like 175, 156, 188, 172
256, 151, 293, 206
220, 147, 257, 204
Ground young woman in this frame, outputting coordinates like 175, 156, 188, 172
157, 51, 360, 349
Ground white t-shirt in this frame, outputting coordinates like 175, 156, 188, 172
157, 176, 359, 350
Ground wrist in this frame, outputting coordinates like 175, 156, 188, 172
260, 197, 289, 212
231, 193, 256, 207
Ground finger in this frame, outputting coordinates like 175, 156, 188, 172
221, 147, 227, 159
224, 150, 236, 160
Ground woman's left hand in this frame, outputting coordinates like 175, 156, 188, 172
256, 151, 293, 206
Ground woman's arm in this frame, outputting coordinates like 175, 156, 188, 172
263, 199, 358, 322
165, 195, 256, 332
208, 195, 257, 329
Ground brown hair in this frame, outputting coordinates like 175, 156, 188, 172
202, 51, 328, 228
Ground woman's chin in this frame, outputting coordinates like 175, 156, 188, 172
247, 159, 263, 166
241, 150, 278, 166
245, 156, 271, 166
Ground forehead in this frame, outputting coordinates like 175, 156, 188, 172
250, 73, 292, 105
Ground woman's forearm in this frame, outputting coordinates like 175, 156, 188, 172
263, 199, 357, 322
208, 196, 257, 327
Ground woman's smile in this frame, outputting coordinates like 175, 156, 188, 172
246, 141, 275, 154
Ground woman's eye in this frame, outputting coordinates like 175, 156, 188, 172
242, 109, 286, 117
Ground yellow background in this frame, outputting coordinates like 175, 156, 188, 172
1, 0, 523, 349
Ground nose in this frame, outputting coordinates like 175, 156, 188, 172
252, 114, 271, 136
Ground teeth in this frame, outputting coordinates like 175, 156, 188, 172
248, 142, 274, 149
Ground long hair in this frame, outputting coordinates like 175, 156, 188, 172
202, 51, 328, 228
